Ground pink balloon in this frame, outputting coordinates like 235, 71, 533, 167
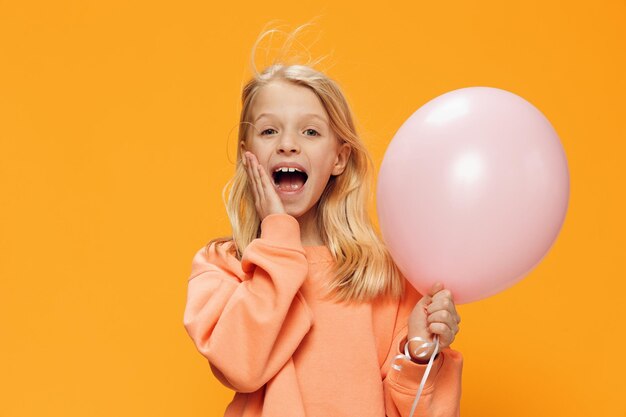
377, 87, 570, 304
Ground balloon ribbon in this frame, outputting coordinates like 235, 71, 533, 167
390, 334, 440, 417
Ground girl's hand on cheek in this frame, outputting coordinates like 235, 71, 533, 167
242, 151, 286, 220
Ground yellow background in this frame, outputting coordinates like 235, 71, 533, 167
1, 1, 624, 416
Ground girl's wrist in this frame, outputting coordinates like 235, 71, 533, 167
404, 336, 437, 364
409, 351, 437, 364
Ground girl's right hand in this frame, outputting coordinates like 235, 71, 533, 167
242, 151, 286, 220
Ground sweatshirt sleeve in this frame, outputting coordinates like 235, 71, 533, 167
381, 283, 463, 417
182, 213, 314, 393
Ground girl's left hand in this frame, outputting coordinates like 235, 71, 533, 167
407, 282, 461, 361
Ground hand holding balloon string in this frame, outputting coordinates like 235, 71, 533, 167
407, 282, 461, 363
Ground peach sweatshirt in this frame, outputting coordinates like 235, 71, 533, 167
183, 213, 463, 417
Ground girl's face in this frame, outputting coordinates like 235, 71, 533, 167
241, 79, 351, 219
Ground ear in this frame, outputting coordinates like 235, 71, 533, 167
331, 142, 352, 176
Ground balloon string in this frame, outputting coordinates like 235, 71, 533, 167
390, 334, 440, 417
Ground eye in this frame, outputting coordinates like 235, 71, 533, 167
304, 128, 320, 137
260, 128, 277, 136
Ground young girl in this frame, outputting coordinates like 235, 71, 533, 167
183, 27, 463, 417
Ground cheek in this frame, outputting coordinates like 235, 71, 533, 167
244, 142, 270, 160
320, 157, 338, 176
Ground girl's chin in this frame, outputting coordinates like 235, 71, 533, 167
282, 207, 304, 218
283, 203, 318, 221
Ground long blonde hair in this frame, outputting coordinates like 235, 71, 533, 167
209, 23, 405, 304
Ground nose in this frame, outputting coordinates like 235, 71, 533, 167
276, 132, 300, 154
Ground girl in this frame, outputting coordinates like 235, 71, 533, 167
183, 26, 463, 417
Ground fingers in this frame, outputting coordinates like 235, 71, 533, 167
428, 295, 460, 324
411, 288, 460, 352
249, 154, 264, 202
427, 282, 444, 297
427, 309, 460, 335
244, 152, 261, 205
427, 322, 457, 347
242, 151, 286, 219
245, 151, 271, 192
424, 284, 461, 350
257, 157, 274, 192
427, 285, 461, 325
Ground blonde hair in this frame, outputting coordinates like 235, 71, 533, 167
208, 22, 405, 304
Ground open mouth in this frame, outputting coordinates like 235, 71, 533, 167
272, 168, 309, 192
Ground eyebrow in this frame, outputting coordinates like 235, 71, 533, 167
254, 112, 329, 124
